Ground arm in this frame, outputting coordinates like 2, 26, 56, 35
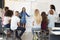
9, 19, 11, 24
17, 22, 20, 27
32, 21, 34, 26
25, 12, 30, 17
9, 17, 11, 24
40, 16, 42, 23
17, 18, 20, 27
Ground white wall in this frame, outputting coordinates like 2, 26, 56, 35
5, 0, 60, 14
5, 0, 60, 32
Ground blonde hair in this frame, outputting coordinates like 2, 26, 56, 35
34, 9, 42, 24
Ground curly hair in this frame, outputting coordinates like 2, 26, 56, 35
4, 7, 9, 11
41, 12, 48, 24
50, 4, 56, 11
4, 10, 13, 17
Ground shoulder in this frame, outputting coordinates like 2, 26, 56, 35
16, 16, 20, 20
11, 16, 16, 19
4, 16, 10, 19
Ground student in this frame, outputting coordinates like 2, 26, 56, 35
11, 11, 20, 38
48, 9, 58, 28
3, 10, 13, 37
2, 7, 9, 27
19, 7, 30, 28
4, 10, 13, 28
32, 9, 42, 35
11, 11, 25, 40
50, 4, 58, 19
16, 11, 26, 39
41, 12, 49, 40
41, 12, 48, 31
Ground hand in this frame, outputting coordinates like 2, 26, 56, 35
32, 21, 34, 26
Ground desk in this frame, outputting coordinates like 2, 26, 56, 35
51, 27, 60, 35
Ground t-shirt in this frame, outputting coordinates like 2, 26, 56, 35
3, 16, 11, 25
48, 12, 58, 28
41, 21, 48, 30
11, 16, 20, 30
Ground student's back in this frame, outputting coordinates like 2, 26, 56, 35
41, 12, 48, 30
11, 16, 20, 30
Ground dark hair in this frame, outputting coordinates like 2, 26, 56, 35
41, 12, 48, 24
15, 11, 19, 13
21, 7, 26, 13
4, 7, 9, 11
50, 4, 56, 11
4, 10, 13, 17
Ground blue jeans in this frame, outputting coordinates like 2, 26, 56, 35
4, 24, 10, 28
4, 24, 10, 34
16, 27, 26, 38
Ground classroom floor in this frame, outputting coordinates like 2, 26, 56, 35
0, 32, 33, 40
0, 32, 60, 40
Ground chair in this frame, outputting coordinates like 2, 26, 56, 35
3, 28, 11, 40
33, 28, 50, 40
11, 30, 21, 40
40, 28, 50, 40
33, 30, 41, 40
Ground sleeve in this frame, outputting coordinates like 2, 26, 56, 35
25, 12, 30, 17
17, 18, 20, 22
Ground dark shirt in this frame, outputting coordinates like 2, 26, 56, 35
41, 21, 48, 30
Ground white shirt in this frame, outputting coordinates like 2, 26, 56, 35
11, 16, 20, 30
48, 13, 58, 28
32, 18, 41, 28
3, 16, 11, 25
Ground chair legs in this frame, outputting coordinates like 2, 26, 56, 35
33, 31, 40, 40
4, 28, 11, 40
33, 30, 50, 40
40, 30, 50, 40
12, 30, 16, 40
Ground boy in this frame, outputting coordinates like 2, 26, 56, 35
11, 11, 20, 40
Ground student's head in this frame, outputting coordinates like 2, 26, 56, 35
22, 7, 26, 12
34, 9, 39, 16
41, 11, 48, 22
50, 4, 56, 11
41, 12, 47, 17
4, 7, 9, 12
49, 9, 54, 15
4, 10, 13, 17
15, 11, 19, 16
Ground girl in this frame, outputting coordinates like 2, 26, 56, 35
48, 9, 58, 28
41, 12, 49, 40
32, 9, 42, 35
4, 10, 13, 28
19, 7, 30, 28
3, 10, 13, 38
41, 12, 48, 31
